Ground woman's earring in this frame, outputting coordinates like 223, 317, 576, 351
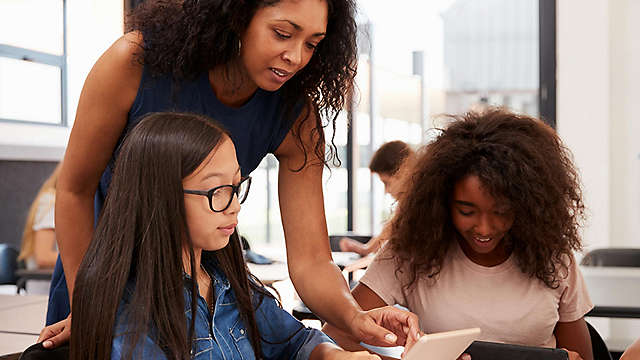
237, 39, 242, 56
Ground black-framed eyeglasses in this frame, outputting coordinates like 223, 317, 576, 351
184, 176, 251, 212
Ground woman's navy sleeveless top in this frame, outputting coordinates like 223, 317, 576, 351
46, 67, 299, 325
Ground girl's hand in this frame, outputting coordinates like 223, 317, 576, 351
37, 314, 71, 348
349, 306, 421, 351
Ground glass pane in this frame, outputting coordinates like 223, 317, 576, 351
0, 0, 64, 55
0, 57, 61, 124
358, 0, 539, 120
237, 164, 268, 245
324, 168, 348, 234
441, 0, 539, 116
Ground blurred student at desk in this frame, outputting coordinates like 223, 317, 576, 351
339, 141, 415, 257
18, 165, 61, 294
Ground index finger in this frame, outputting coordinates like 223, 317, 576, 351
389, 307, 421, 341
37, 325, 59, 343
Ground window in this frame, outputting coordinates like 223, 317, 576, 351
0, 0, 67, 126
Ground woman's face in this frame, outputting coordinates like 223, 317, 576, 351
183, 137, 242, 252
240, 0, 328, 91
450, 174, 515, 266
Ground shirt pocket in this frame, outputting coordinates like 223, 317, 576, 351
230, 318, 255, 360
191, 336, 214, 360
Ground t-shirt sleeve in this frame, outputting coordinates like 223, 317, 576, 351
558, 254, 594, 322
358, 243, 408, 307
32, 192, 55, 231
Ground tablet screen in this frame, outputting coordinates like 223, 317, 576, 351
405, 328, 481, 360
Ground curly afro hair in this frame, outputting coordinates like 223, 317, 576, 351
126, 0, 358, 168
389, 108, 585, 290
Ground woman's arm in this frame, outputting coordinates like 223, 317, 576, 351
274, 110, 419, 348
322, 283, 389, 352
554, 318, 593, 360
56, 32, 142, 303
38, 32, 143, 348
33, 229, 58, 268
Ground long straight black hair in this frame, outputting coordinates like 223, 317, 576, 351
70, 112, 271, 359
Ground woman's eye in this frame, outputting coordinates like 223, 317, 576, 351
274, 30, 290, 39
458, 209, 473, 216
306, 42, 317, 50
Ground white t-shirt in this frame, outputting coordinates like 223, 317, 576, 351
359, 241, 593, 348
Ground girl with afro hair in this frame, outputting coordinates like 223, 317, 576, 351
326, 108, 594, 360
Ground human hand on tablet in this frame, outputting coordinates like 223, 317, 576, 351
353, 305, 421, 350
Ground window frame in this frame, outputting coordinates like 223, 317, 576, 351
0, 0, 68, 127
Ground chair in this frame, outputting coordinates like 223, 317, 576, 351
581, 249, 639, 359
587, 321, 613, 360
580, 248, 640, 267
0, 243, 19, 285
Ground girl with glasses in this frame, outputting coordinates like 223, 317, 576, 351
325, 108, 594, 360
67, 112, 391, 359
41, 0, 419, 349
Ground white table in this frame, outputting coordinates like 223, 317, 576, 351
0, 295, 48, 356
0, 333, 39, 357
0, 294, 48, 311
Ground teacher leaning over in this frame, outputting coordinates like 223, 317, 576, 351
38, 0, 421, 350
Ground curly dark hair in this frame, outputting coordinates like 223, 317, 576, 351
389, 108, 585, 290
126, 0, 358, 168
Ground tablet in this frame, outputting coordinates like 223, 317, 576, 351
404, 328, 481, 360
465, 341, 569, 360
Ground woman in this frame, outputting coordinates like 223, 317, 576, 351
324, 109, 594, 360
39, 0, 419, 350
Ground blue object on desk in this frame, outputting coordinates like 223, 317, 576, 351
244, 249, 273, 265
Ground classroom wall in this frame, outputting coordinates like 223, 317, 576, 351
556, 0, 610, 252
557, 0, 640, 345
608, 0, 640, 249
0, 161, 58, 250
557, 0, 640, 250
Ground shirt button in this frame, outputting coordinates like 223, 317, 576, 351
240, 329, 245, 335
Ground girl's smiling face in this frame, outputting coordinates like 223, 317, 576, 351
450, 174, 515, 267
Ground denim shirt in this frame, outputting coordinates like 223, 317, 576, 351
111, 257, 333, 360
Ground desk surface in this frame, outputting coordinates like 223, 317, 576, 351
0, 295, 48, 311
0, 301, 47, 335
0, 333, 39, 356
246, 248, 362, 285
